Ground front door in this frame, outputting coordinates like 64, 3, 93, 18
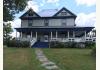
44, 35, 48, 42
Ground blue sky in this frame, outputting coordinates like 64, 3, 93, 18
14, 0, 96, 19
10, 0, 96, 37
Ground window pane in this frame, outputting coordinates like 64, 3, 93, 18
28, 20, 33, 26
61, 12, 67, 16
61, 19, 66, 26
44, 19, 49, 26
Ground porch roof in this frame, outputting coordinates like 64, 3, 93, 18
15, 27, 94, 33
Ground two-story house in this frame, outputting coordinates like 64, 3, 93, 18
15, 7, 95, 48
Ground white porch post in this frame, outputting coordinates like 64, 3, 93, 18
51, 32, 52, 40
36, 32, 37, 39
31, 31, 32, 38
16, 30, 17, 39
68, 31, 69, 38
56, 31, 58, 39
73, 31, 75, 38
85, 31, 86, 39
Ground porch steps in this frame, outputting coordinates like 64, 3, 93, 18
32, 41, 49, 48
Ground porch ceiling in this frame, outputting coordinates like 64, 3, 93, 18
15, 27, 94, 33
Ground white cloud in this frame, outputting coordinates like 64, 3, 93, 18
40, 0, 46, 6
75, 0, 96, 6
47, 0, 59, 3
25, 1, 39, 12
11, 19, 21, 28
75, 12, 96, 27
10, 19, 21, 37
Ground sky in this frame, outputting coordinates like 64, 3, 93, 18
10, 0, 96, 37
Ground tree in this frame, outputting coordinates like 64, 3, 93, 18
3, 22, 13, 45
3, 0, 29, 22
3, 0, 29, 45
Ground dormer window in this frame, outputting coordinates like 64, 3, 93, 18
61, 12, 67, 16
44, 19, 49, 26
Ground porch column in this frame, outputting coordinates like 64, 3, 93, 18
67, 31, 69, 38
56, 31, 58, 39
73, 31, 75, 38
31, 31, 32, 38
20, 32, 22, 38
16, 30, 17, 39
51, 32, 52, 40
36, 32, 37, 39
85, 31, 86, 39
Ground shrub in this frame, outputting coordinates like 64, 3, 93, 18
75, 43, 86, 48
7, 40, 17, 47
7, 39, 30, 48
91, 45, 96, 57
85, 42, 95, 48
50, 41, 66, 48
20, 41, 30, 48
66, 42, 76, 48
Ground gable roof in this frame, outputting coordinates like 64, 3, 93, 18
53, 7, 77, 17
20, 8, 40, 19
20, 7, 77, 19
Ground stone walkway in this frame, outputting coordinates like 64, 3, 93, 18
35, 48, 60, 70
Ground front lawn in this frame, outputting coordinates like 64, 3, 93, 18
3, 47, 46, 70
43, 48, 96, 70
4, 47, 96, 70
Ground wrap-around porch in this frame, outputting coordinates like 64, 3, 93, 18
15, 27, 96, 43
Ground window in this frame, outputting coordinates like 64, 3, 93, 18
44, 19, 49, 26
61, 12, 67, 16
28, 20, 33, 27
28, 11, 33, 16
28, 13, 33, 16
62, 19, 66, 26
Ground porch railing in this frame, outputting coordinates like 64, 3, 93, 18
30, 38, 37, 47
50, 37, 96, 42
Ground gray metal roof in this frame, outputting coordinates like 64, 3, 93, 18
38, 9, 58, 17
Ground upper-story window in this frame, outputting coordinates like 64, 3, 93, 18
44, 19, 49, 26
61, 12, 67, 16
28, 20, 33, 27
29, 13, 33, 16
62, 19, 66, 26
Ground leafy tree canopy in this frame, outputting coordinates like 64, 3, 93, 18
3, 0, 29, 22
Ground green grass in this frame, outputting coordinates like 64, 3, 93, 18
43, 48, 96, 70
4, 47, 96, 70
4, 47, 46, 70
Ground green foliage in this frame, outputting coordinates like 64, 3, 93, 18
3, 22, 13, 45
50, 41, 65, 48
91, 47, 96, 57
3, 0, 29, 21
91, 44, 96, 57
85, 42, 96, 48
7, 39, 30, 48
50, 42, 85, 48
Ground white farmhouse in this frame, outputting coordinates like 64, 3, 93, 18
15, 7, 96, 48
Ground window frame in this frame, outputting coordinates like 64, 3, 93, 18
61, 12, 67, 16
28, 11, 33, 16
61, 19, 66, 26
28, 20, 33, 27
44, 19, 49, 26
